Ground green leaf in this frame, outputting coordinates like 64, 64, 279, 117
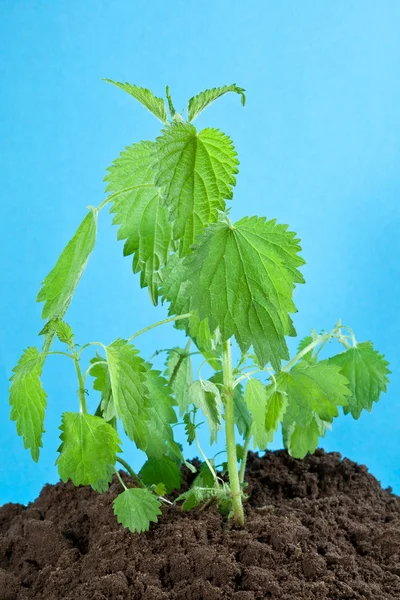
56, 412, 121, 487
104, 79, 167, 123
9, 347, 47, 462
296, 335, 315, 364
165, 85, 176, 117
244, 379, 269, 450
37, 209, 97, 321
164, 345, 193, 416
105, 340, 150, 449
209, 371, 250, 437
113, 487, 161, 533
39, 318, 74, 346
191, 460, 216, 489
139, 456, 182, 493
175, 487, 228, 511
189, 380, 222, 444
264, 389, 287, 442
180, 217, 305, 369
105, 141, 172, 305
142, 365, 178, 458
188, 84, 246, 121
284, 417, 321, 458
89, 355, 115, 422
328, 342, 390, 419
183, 412, 196, 445
153, 121, 238, 255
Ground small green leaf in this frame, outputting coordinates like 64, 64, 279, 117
105, 340, 150, 449
175, 487, 227, 511
180, 217, 305, 369
139, 456, 182, 494
89, 355, 114, 421
236, 444, 245, 462
284, 417, 321, 458
37, 209, 97, 321
9, 347, 47, 462
329, 342, 390, 419
153, 121, 238, 255
105, 141, 172, 305
39, 318, 74, 346
296, 335, 315, 364
104, 79, 167, 123
244, 379, 269, 450
165, 85, 176, 117
188, 84, 246, 121
189, 380, 222, 444
265, 389, 287, 442
165, 345, 193, 416
113, 487, 161, 533
191, 460, 216, 489
183, 412, 196, 445
56, 412, 121, 487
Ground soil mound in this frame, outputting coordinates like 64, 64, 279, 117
1, 449, 399, 599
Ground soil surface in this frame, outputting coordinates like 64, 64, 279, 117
1, 449, 399, 600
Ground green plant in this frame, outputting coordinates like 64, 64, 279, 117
9, 80, 390, 530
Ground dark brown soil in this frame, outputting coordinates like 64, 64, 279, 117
1, 450, 400, 600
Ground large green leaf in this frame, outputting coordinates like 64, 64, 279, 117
105, 141, 172, 305
37, 209, 97, 321
153, 121, 238, 255
180, 217, 305, 369
104, 79, 167, 123
113, 488, 161, 533
105, 340, 150, 449
56, 412, 121, 487
188, 84, 246, 121
139, 456, 182, 493
329, 342, 390, 419
188, 380, 222, 444
9, 347, 47, 462
164, 345, 193, 416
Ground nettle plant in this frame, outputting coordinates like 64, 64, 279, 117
9, 81, 390, 530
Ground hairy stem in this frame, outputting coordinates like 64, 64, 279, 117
239, 424, 253, 485
222, 339, 245, 527
127, 314, 191, 342
116, 457, 144, 488
115, 469, 128, 491
73, 355, 87, 414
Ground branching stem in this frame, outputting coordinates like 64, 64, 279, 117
116, 457, 144, 488
128, 314, 191, 342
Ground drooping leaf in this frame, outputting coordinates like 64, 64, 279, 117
181, 217, 305, 369
113, 487, 161, 533
39, 318, 74, 346
284, 417, 321, 458
328, 342, 390, 419
105, 141, 172, 305
139, 456, 182, 493
191, 460, 216, 489
175, 487, 228, 511
9, 347, 47, 462
164, 345, 193, 416
105, 340, 150, 449
104, 79, 167, 123
142, 364, 178, 458
244, 379, 269, 450
189, 380, 222, 444
153, 121, 238, 255
188, 84, 246, 122
183, 412, 196, 445
56, 412, 121, 487
37, 209, 97, 321
264, 389, 287, 442
89, 355, 115, 422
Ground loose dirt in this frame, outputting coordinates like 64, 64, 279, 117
1, 449, 399, 599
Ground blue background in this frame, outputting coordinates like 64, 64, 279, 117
1, 1, 399, 505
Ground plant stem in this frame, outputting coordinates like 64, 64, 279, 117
115, 469, 128, 491
222, 339, 245, 527
239, 424, 253, 485
73, 355, 87, 414
116, 457, 144, 487
127, 314, 191, 342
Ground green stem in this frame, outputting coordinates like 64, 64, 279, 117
222, 339, 244, 527
116, 457, 144, 487
239, 424, 253, 485
115, 468, 128, 491
192, 410, 219, 488
73, 355, 87, 414
127, 313, 191, 342
96, 184, 155, 212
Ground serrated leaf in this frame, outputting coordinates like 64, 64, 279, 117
105, 79, 167, 123
105, 340, 150, 449
113, 487, 161, 533
191, 460, 216, 489
175, 487, 228, 511
244, 379, 269, 450
39, 318, 74, 346
296, 335, 315, 364
37, 209, 97, 321
284, 417, 321, 458
188, 84, 246, 121
139, 456, 182, 493
9, 347, 47, 462
328, 342, 390, 419
189, 380, 222, 444
183, 412, 196, 445
235, 444, 245, 462
165, 345, 193, 416
89, 355, 115, 422
142, 364, 178, 458
105, 141, 172, 305
180, 217, 305, 369
56, 412, 121, 487
209, 371, 250, 437
264, 389, 287, 443
153, 121, 238, 255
